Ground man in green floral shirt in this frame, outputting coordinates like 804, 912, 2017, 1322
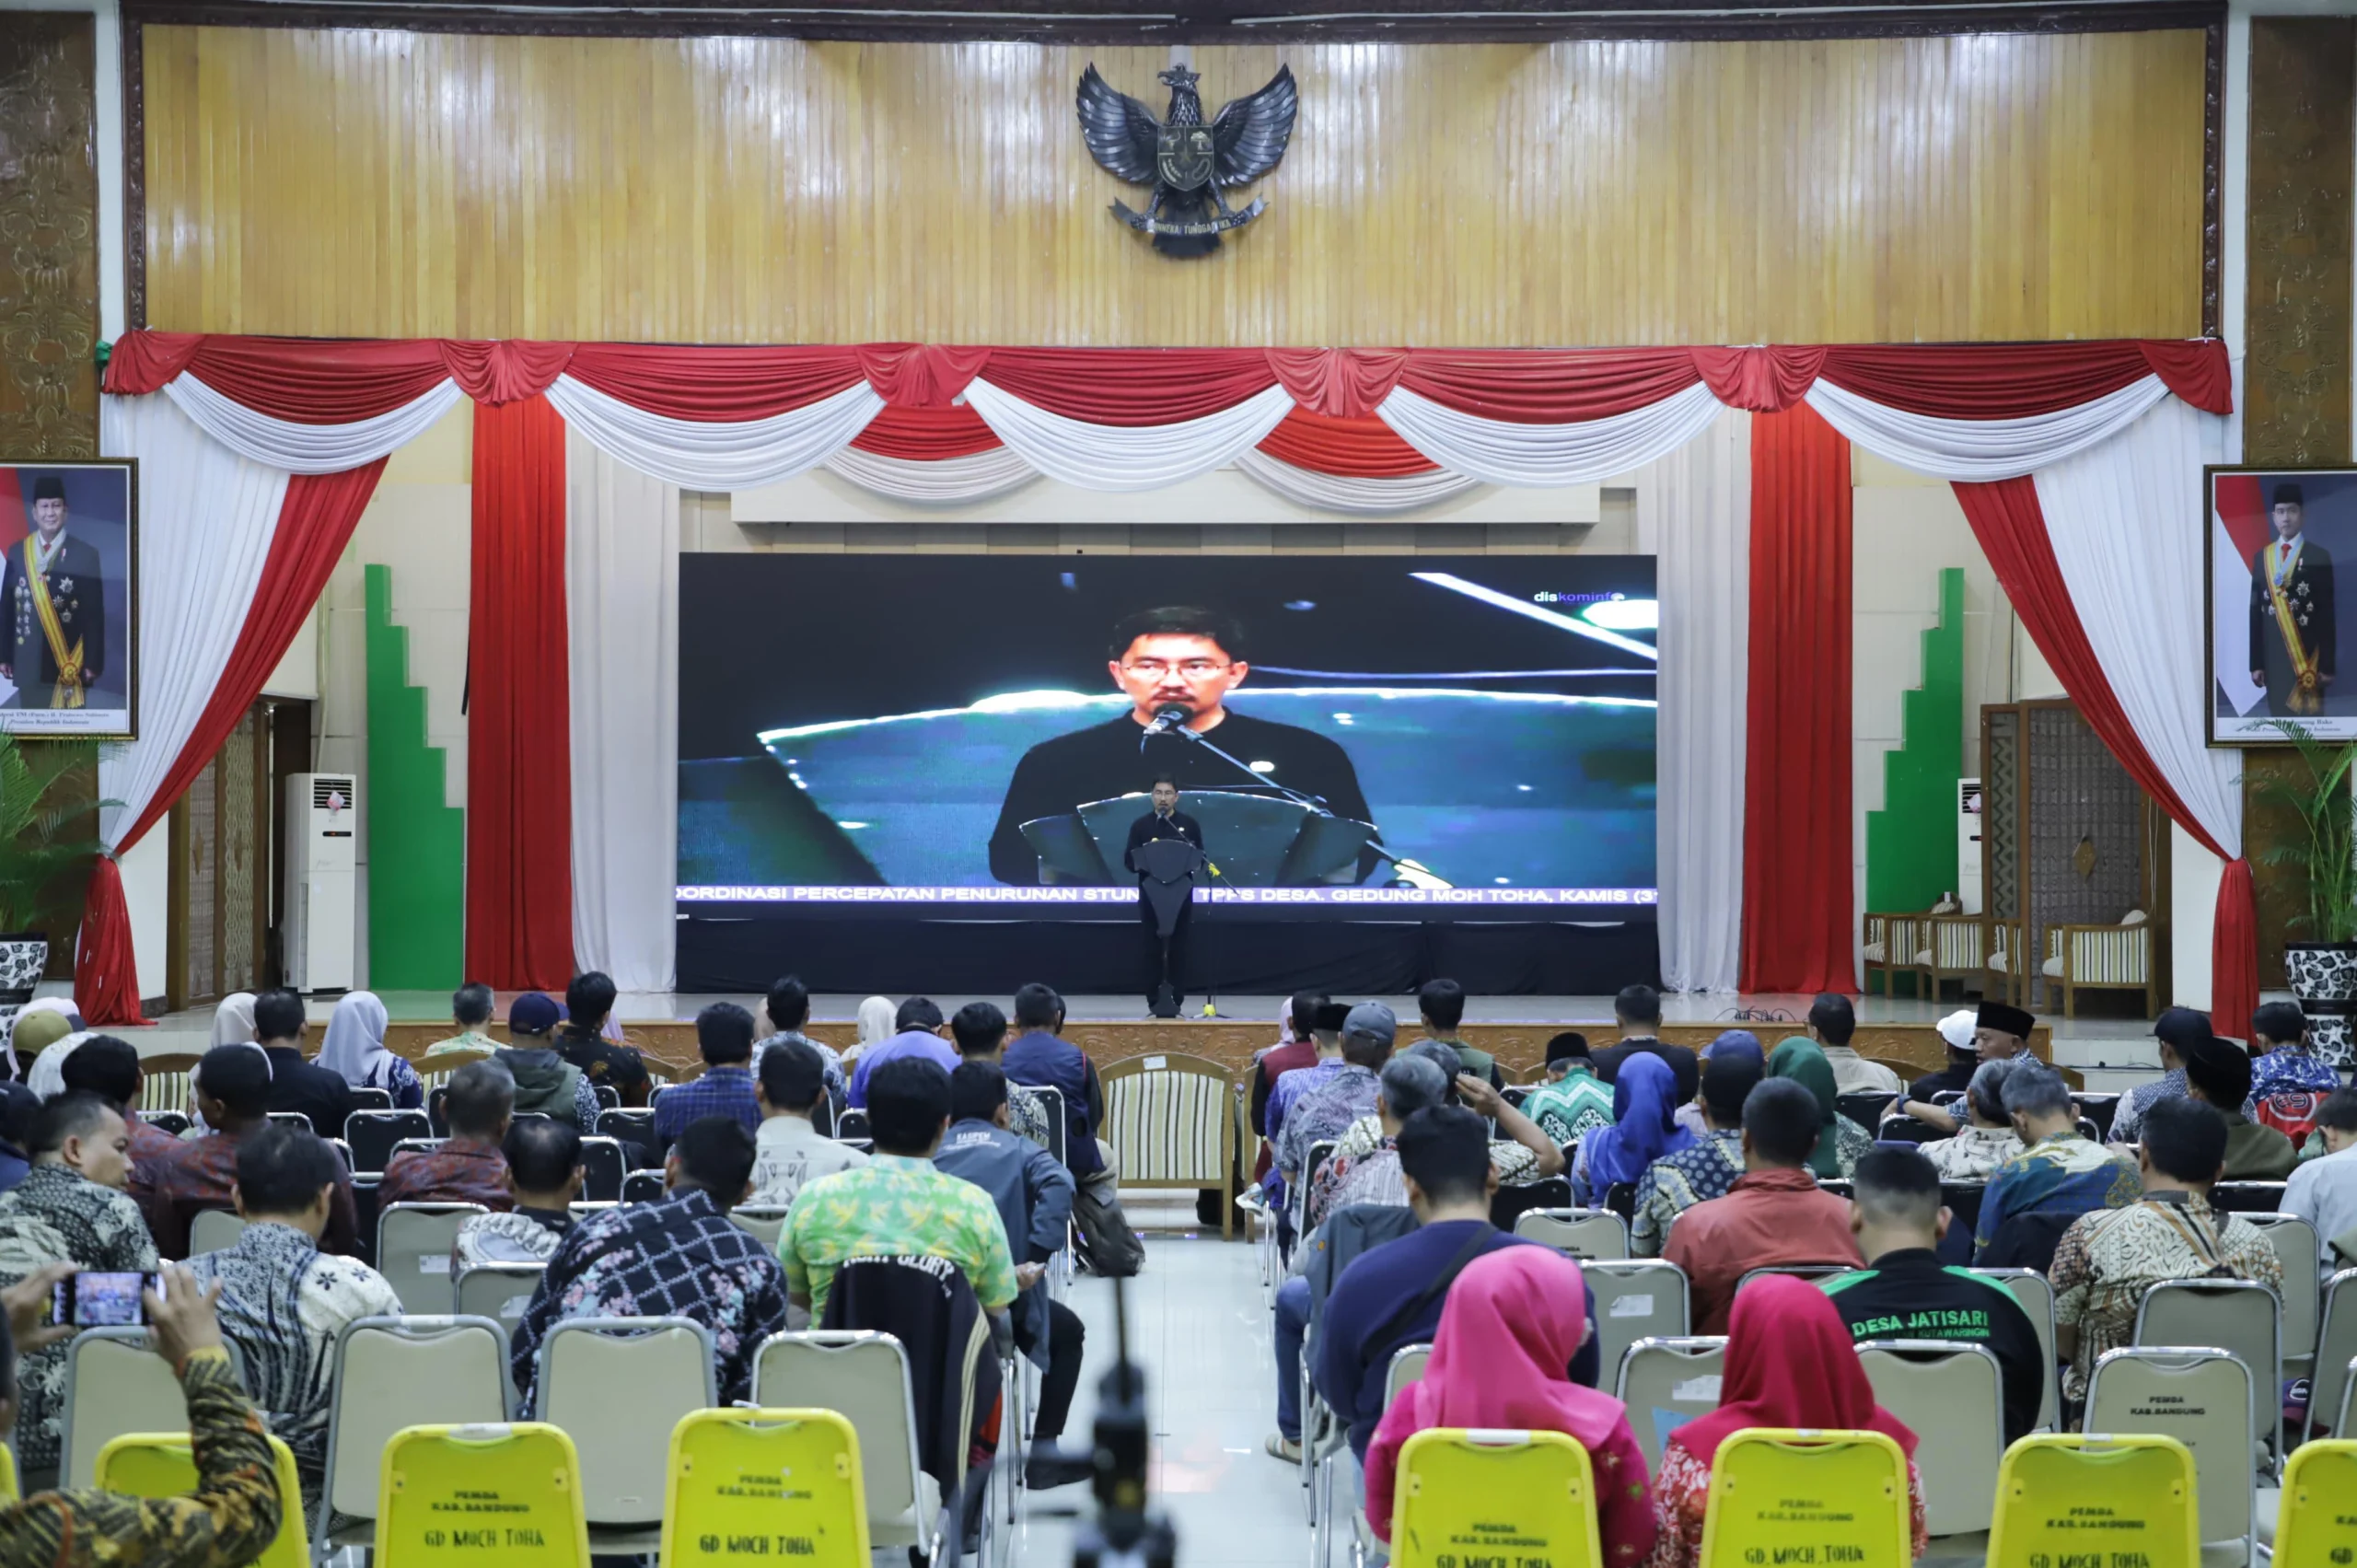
778, 1056, 1024, 1322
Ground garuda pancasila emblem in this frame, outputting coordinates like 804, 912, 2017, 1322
1075, 63, 1297, 257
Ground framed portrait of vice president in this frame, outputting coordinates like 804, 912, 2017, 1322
0, 459, 135, 740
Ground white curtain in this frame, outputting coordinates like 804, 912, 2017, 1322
97, 395, 291, 848
1230, 448, 1485, 513
1376, 381, 1724, 487
822, 443, 1039, 505
164, 376, 464, 474
1806, 375, 2170, 483
546, 375, 884, 491
963, 378, 1296, 492
564, 425, 680, 993
2031, 397, 2241, 857
1635, 408, 1751, 993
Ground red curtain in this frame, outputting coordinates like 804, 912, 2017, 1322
1954, 476, 2258, 1036
1740, 403, 1857, 993
466, 394, 575, 990
76, 460, 389, 1026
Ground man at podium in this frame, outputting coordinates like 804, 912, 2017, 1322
986, 605, 1373, 883
1126, 775, 1205, 1008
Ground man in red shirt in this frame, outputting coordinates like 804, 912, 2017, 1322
379, 1060, 515, 1209
1249, 992, 1329, 1181
1664, 1076, 1861, 1332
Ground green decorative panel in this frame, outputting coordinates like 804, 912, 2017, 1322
364, 564, 464, 989
1867, 567, 1965, 915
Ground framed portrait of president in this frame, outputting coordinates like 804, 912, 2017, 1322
0, 459, 136, 740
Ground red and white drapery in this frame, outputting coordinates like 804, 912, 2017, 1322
90, 333, 2247, 1033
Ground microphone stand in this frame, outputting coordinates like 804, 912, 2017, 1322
1154, 721, 1421, 884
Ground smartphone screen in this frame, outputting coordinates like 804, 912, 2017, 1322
49, 1272, 154, 1328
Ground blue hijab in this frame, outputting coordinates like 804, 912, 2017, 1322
1584, 1052, 1695, 1189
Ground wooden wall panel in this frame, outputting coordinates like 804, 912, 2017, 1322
0, 13, 99, 455
2245, 17, 2353, 468
140, 27, 2208, 344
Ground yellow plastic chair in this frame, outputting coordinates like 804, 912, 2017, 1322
1387, 1427, 1602, 1568
1696, 1428, 1910, 1568
1985, 1433, 2199, 1568
0, 1442, 17, 1504
94, 1430, 306, 1568
375, 1422, 589, 1567
2276, 1439, 2357, 1563
657, 1408, 872, 1568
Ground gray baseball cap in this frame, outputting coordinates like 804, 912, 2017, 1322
1341, 1001, 1398, 1048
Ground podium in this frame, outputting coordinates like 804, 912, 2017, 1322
1016, 789, 1376, 887
1132, 836, 1203, 1017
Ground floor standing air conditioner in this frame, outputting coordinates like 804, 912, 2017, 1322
284, 773, 357, 993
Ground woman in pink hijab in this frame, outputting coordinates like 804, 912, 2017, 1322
1364, 1246, 1655, 1562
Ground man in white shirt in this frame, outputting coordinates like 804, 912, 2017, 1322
1809, 993, 1900, 1097
2285, 1089, 2357, 1266
751, 1037, 867, 1209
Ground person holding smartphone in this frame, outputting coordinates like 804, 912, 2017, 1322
0, 1262, 284, 1567
0, 1092, 158, 1486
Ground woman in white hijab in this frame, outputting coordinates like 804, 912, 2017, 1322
211, 991, 259, 1047
318, 991, 424, 1109
847, 995, 895, 1068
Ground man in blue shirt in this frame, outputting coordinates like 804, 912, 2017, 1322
1309, 1105, 1597, 1461
847, 998, 959, 1109
1002, 983, 1142, 1276
654, 1003, 763, 1151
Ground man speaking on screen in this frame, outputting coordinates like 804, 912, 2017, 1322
986, 606, 1373, 885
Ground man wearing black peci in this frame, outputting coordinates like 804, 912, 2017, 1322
986, 605, 1373, 884
1126, 776, 1205, 1013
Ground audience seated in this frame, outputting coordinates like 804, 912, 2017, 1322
1901, 1007, 1982, 1109
2184, 1034, 2297, 1179
378, 1061, 514, 1208
2050, 1097, 2284, 1406
948, 1002, 1049, 1148
316, 990, 423, 1111
1809, 993, 1900, 1096
2285, 1088, 2357, 1265
1002, 984, 1140, 1277
145, 1046, 360, 1260
1576, 1052, 1693, 1203
1671, 1029, 1754, 1140
10, 1008, 82, 1103
0, 1263, 284, 1566
1410, 978, 1504, 1088
1517, 1030, 1615, 1147
495, 993, 599, 1133
1364, 1246, 1652, 1557
1307, 1106, 1599, 1465
2247, 1000, 2339, 1145
777, 1058, 1016, 1325
654, 1003, 762, 1150
0, 1084, 32, 1196
1249, 993, 1329, 1175
1644, 1274, 1927, 1567
513, 1115, 785, 1406
747, 1038, 867, 1209
1632, 1036, 1764, 1257
181, 1123, 402, 1512
752, 974, 847, 1109
1820, 1147, 2046, 1446
1273, 1005, 1395, 1204
58, 1034, 181, 1198
1302, 1055, 1451, 1235
553, 970, 650, 1107
0, 1092, 159, 1481
846, 997, 957, 1109
1663, 1077, 1861, 1333
1589, 984, 1700, 1104
1972, 1060, 2138, 1267
1767, 1038, 1873, 1178
422, 981, 501, 1058
1263, 1003, 1352, 1174
1917, 1057, 2027, 1180
253, 987, 357, 1137
933, 1062, 1089, 1489
2106, 1005, 2207, 1146
1385, 1040, 1562, 1190
453, 1117, 585, 1269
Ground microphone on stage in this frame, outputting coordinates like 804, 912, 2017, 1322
1139, 704, 1190, 745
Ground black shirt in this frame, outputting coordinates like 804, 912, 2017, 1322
1123, 809, 1204, 877
1908, 1057, 1980, 1105
1589, 1037, 1701, 1107
987, 709, 1373, 884
555, 1023, 650, 1102
261, 1045, 356, 1141
1819, 1247, 2047, 1446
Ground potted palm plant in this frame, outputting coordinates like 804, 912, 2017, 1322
0, 734, 110, 1026
2256, 721, 2357, 1064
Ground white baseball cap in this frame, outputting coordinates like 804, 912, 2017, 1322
1936, 1009, 1978, 1052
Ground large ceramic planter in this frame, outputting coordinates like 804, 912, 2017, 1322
0, 932, 48, 1043
2285, 940, 2357, 1069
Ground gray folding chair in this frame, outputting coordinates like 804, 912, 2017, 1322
59, 1330, 247, 1490
1973, 1266, 2061, 1434
2085, 1346, 2258, 1565
2309, 1268, 2357, 1445
535, 1316, 718, 1554
2244, 1212, 2322, 1377
2134, 1277, 2282, 1463
1734, 1262, 1852, 1295
1614, 1335, 1726, 1471
186, 1208, 246, 1257
1585, 1259, 1689, 1388
729, 1204, 791, 1249
315, 1315, 510, 1553
376, 1202, 490, 1314
752, 1330, 948, 1565
453, 1263, 545, 1400
1512, 1207, 1631, 1261
1856, 1340, 2005, 1537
